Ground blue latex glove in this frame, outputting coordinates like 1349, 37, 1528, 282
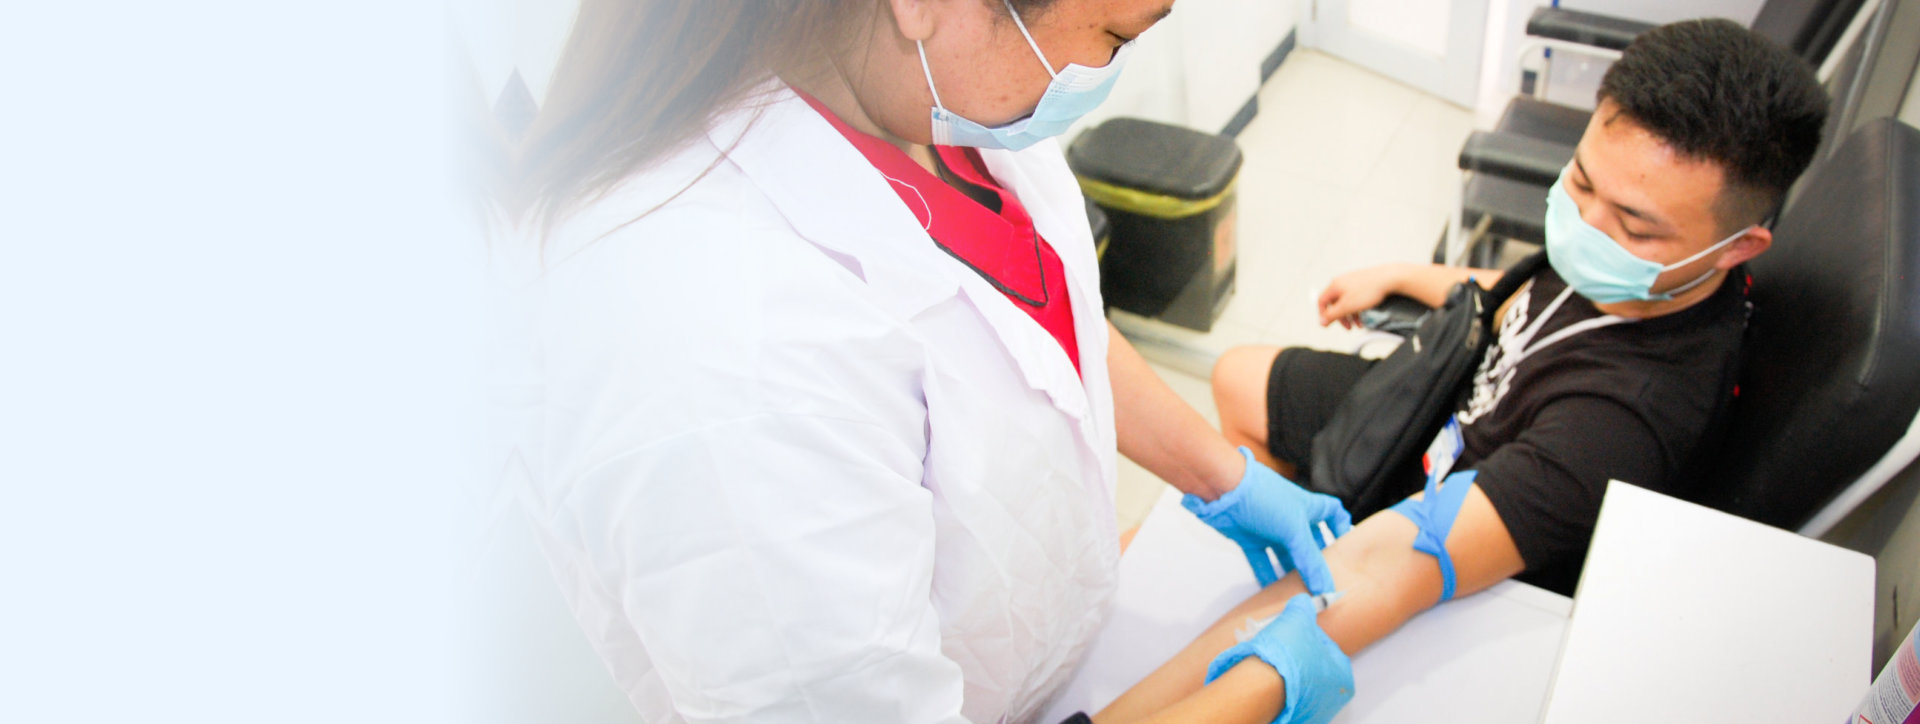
1206, 594, 1354, 724
1183, 447, 1353, 594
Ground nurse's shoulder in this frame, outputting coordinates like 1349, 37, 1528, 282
535, 126, 931, 447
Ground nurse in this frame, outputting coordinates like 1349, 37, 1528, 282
500, 1, 1353, 722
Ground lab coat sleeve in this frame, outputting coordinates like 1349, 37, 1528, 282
577, 412, 971, 723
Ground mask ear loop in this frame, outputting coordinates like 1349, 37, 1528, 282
1657, 225, 1752, 297
1002, 0, 1057, 78
1662, 226, 1749, 271
915, 41, 947, 112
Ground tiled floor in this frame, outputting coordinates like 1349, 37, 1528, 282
1114, 50, 1478, 532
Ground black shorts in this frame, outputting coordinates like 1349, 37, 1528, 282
1265, 347, 1375, 482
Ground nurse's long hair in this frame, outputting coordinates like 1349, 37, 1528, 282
504, 0, 1055, 237
507, 1, 852, 235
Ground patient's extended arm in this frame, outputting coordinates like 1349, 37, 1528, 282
1092, 486, 1528, 724
1317, 263, 1505, 328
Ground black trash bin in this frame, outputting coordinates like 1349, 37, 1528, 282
1068, 118, 1242, 332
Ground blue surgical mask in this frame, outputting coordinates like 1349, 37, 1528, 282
917, 0, 1133, 151
1545, 168, 1749, 304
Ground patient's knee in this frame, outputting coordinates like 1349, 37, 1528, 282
1212, 346, 1280, 401
1212, 347, 1280, 447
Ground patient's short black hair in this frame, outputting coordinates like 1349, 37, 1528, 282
1598, 18, 1829, 231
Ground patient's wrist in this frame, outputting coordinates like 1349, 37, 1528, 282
1385, 262, 1417, 296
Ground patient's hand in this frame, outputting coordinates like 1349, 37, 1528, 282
1317, 264, 1501, 329
1317, 265, 1407, 328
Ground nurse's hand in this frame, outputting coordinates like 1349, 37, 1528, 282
1206, 594, 1354, 724
1182, 447, 1351, 594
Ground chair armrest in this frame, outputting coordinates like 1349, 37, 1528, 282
1458, 130, 1576, 187
1526, 7, 1653, 52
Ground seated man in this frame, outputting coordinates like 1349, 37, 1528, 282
1087, 18, 1829, 724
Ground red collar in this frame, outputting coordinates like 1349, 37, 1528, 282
794, 91, 1049, 305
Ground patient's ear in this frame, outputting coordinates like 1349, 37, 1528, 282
1717, 226, 1772, 269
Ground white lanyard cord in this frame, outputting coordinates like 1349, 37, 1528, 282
1508, 280, 1569, 349
1504, 285, 1634, 369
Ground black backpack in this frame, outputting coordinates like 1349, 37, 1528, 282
1307, 254, 1546, 520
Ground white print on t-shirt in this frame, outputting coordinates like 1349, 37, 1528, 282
1457, 281, 1632, 425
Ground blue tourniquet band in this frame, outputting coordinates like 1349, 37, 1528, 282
1388, 470, 1479, 602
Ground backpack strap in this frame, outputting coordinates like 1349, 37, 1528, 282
1481, 251, 1549, 326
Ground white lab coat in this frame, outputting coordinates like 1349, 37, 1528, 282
498, 84, 1121, 723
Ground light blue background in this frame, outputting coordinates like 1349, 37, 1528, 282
2, 3, 483, 721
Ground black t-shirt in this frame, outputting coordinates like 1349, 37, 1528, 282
1454, 263, 1748, 595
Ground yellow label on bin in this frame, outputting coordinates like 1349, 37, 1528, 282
1076, 175, 1238, 220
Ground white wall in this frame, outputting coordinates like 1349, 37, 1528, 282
1073, 0, 1298, 135
1472, 0, 1766, 127
1350, 0, 1455, 58
1179, 0, 1298, 131
1074, 16, 1192, 130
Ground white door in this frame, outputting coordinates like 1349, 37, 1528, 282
1300, 0, 1490, 108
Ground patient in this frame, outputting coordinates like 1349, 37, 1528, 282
1090, 19, 1828, 724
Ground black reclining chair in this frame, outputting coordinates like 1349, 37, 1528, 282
1447, 0, 1868, 268
1688, 117, 1920, 535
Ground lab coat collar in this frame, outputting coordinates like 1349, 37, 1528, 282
706, 85, 958, 320
710, 84, 1102, 423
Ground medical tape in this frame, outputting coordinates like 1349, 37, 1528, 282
1389, 470, 1479, 603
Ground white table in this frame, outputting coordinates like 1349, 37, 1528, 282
1041, 482, 1875, 723
1539, 482, 1874, 723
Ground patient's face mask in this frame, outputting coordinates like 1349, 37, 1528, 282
918, 0, 1133, 151
1545, 168, 1748, 304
